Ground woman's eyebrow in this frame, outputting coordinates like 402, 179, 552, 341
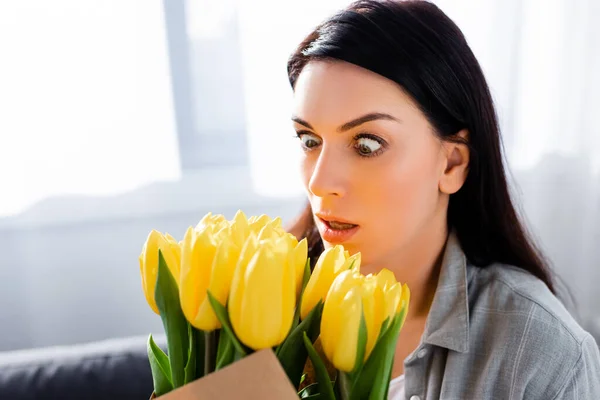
337, 112, 400, 132
291, 112, 401, 132
291, 116, 313, 130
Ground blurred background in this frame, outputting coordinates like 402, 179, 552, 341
0, 0, 598, 355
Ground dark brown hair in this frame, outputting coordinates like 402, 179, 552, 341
286, 0, 558, 294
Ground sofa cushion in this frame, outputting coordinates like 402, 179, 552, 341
0, 335, 165, 400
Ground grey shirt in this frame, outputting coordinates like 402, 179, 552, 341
403, 232, 600, 399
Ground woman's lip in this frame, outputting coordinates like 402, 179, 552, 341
315, 213, 356, 225
316, 218, 359, 244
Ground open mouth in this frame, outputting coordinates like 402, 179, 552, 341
316, 215, 360, 243
323, 220, 358, 230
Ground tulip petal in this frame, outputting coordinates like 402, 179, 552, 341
157, 233, 181, 284
249, 214, 271, 234
179, 227, 196, 322
293, 238, 308, 294
360, 277, 385, 359
331, 288, 362, 372
279, 247, 297, 343
142, 230, 162, 314
383, 283, 402, 325
209, 239, 240, 305
196, 212, 228, 232
229, 235, 257, 339
240, 247, 284, 349
230, 210, 250, 248
180, 228, 216, 329
343, 252, 362, 272
194, 239, 240, 330
399, 283, 411, 327
320, 270, 363, 371
300, 245, 346, 319
267, 216, 283, 230
376, 268, 397, 290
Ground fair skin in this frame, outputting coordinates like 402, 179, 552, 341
292, 61, 469, 376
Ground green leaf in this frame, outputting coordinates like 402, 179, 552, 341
277, 301, 323, 388
367, 315, 402, 400
204, 330, 217, 375
184, 323, 197, 384
298, 382, 318, 397
334, 374, 342, 399
348, 309, 368, 379
370, 303, 408, 400
299, 383, 327, 398
216, 328, 235, 370
351, 312, 404, 400
347, 259, 357, 270
206, 291, 247, 357
194, 327, 205, 380
378, 317, 391, 340
147, 334, 173, 396
337, 372, 352, 400
155, 250, 189, 388
303, 332, 336, 400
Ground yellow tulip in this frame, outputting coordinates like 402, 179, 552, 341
139, 230, 182, 314
360, 275, 386, 357
257, 229, 307, 294
229, 238, 296, 350
383, 282, 402, 323
248, 214, 285, 235
248, 214, 271, 233
270, 233, 307, 295
319, 268, 410, 372
267, 216, 283, 230
291, 237, 308, 294
375, 268, 397, 290
300, 245, 359, 319
320, 270, 364, 372
344, 252, 361, 271
399, 283, 411, 328
179, 226, 241, 331
372, 268, 402, 322
257, 223, 278, 242
195, 212, 229, 233
229, 210, 250, 248
236, 232, 259, 271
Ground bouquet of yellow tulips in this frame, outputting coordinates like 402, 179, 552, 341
138, 211, 410, 399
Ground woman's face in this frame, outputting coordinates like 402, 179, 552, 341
292, 61, 451, 267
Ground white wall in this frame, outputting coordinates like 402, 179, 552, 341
0, 168, 304, 351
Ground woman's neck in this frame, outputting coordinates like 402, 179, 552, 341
360, 218, 449, 319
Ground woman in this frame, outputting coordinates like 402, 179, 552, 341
286, 1, 600, 399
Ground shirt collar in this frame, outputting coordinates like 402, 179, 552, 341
421, 231, 470, 353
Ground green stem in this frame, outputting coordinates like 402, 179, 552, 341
338, 372, 352, 400
204, 330, 217, 376
195, 328, 205, 380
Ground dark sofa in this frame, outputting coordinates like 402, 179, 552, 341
0, 335, 165, 400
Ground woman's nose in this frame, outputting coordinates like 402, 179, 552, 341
307, 146, 347, 199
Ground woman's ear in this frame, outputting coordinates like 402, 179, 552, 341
439, 129, 470, 195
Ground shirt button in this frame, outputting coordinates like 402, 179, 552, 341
417, 348, 428, 358
409, 396, 421, 400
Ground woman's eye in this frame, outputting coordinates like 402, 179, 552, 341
355, 136, 383, 156
297, 132, 322, 149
